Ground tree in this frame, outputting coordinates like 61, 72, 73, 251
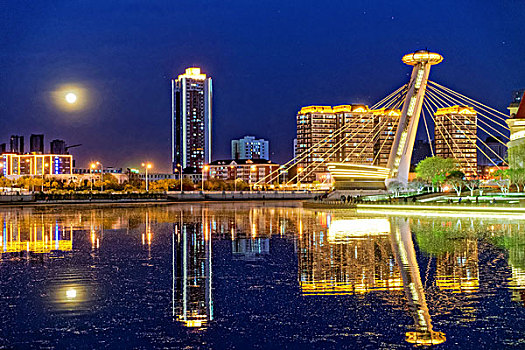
415, 156, 459, 192
387, 180, 404, 197
408, 180, 427, 194
446, 170, 465, 196
465, 179, 480, 197
494, 169, 510, 194
506, 168, 525, 193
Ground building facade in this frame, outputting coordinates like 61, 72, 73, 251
434, 106, 477, 176
231, 136, 269, 160
2, 154, 73, 177
204, 159, 279, 185
506, 90, 525, 168
172, 67, 212, 172
295, 105, 401, 182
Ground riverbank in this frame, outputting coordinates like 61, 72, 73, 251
0, 190, 319, 207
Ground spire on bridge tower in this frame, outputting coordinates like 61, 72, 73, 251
387, 50, 443, 183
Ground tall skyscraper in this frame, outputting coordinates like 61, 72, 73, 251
9, 135, 24, 154
30, 134, 45, 154
172, 67, 212, 172
434, 106, 477, 176
231, 136, 269, 160
50, 139, 67, 154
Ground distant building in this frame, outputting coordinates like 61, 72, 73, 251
434, 106, 477, 176
30, 134, 45, 154
172, 67, 212, 172
9, 135, 24, 154
50, 139, 67, 154
204, 159, 279, 184
231, 136, 269, 160
0, 143, 6, 153
2, 154, 72, 177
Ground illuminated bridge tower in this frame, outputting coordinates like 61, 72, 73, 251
390, 218, 446, 346
387, 51, 443, 183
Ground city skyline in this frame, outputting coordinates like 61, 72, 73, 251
1, 1, 524, 172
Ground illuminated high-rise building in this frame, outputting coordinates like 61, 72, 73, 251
172, 67, 212, 172
434, 106, 477, 176
295, 105, 401, 182
296, 106, 336, 182
333, 105, 376, 164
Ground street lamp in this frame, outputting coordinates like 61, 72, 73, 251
202, 165, 209, 191
177, 163, 183, 193
141, 163, 152, 191
90, 162, 96, 192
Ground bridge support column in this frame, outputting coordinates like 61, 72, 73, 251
386, 51, 443, 184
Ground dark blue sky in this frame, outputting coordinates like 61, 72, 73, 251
1, 0, 524, 172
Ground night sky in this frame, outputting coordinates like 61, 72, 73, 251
1, 1, 524, 172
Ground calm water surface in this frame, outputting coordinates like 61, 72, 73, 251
0, 202, 523, 349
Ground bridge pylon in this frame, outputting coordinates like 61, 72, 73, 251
387, 50, 443, 183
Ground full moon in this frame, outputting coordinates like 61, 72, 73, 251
65, 92, 77, 104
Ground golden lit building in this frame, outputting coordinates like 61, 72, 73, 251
296, 105, 401, 182
296, 106, 337, 182
1, 153, 73, 177
204, 159, 279, 185
434, 106, 477, 176
334, 105, 376, 164
373, 108, 401, 167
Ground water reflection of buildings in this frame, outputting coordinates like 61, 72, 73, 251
298, 216, 403, 296
0, 217, 73, 255
173, 211, 213, 329
435, 239, 479, 293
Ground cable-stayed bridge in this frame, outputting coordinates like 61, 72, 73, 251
255, 50, 512, 191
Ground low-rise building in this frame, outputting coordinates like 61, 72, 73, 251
204, 159, 279, 184
2, 153, 72, 178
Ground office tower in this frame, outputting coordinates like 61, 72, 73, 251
0, 143, 6, 154
231, 136, 269, 160
9, 135, 24, 154
50, 139, 67, 154
434, 106, 477, 176
30, 134, 45, 154
172, 67, 212, 172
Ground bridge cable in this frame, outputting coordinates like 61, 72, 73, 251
428, 81, 510, 125
424, 95, 478, 174
288, 118, 376, 184
427, 87, 510, 141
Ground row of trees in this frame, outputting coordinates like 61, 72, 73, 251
0, 175, 261, 193
391, 156, 525, 197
